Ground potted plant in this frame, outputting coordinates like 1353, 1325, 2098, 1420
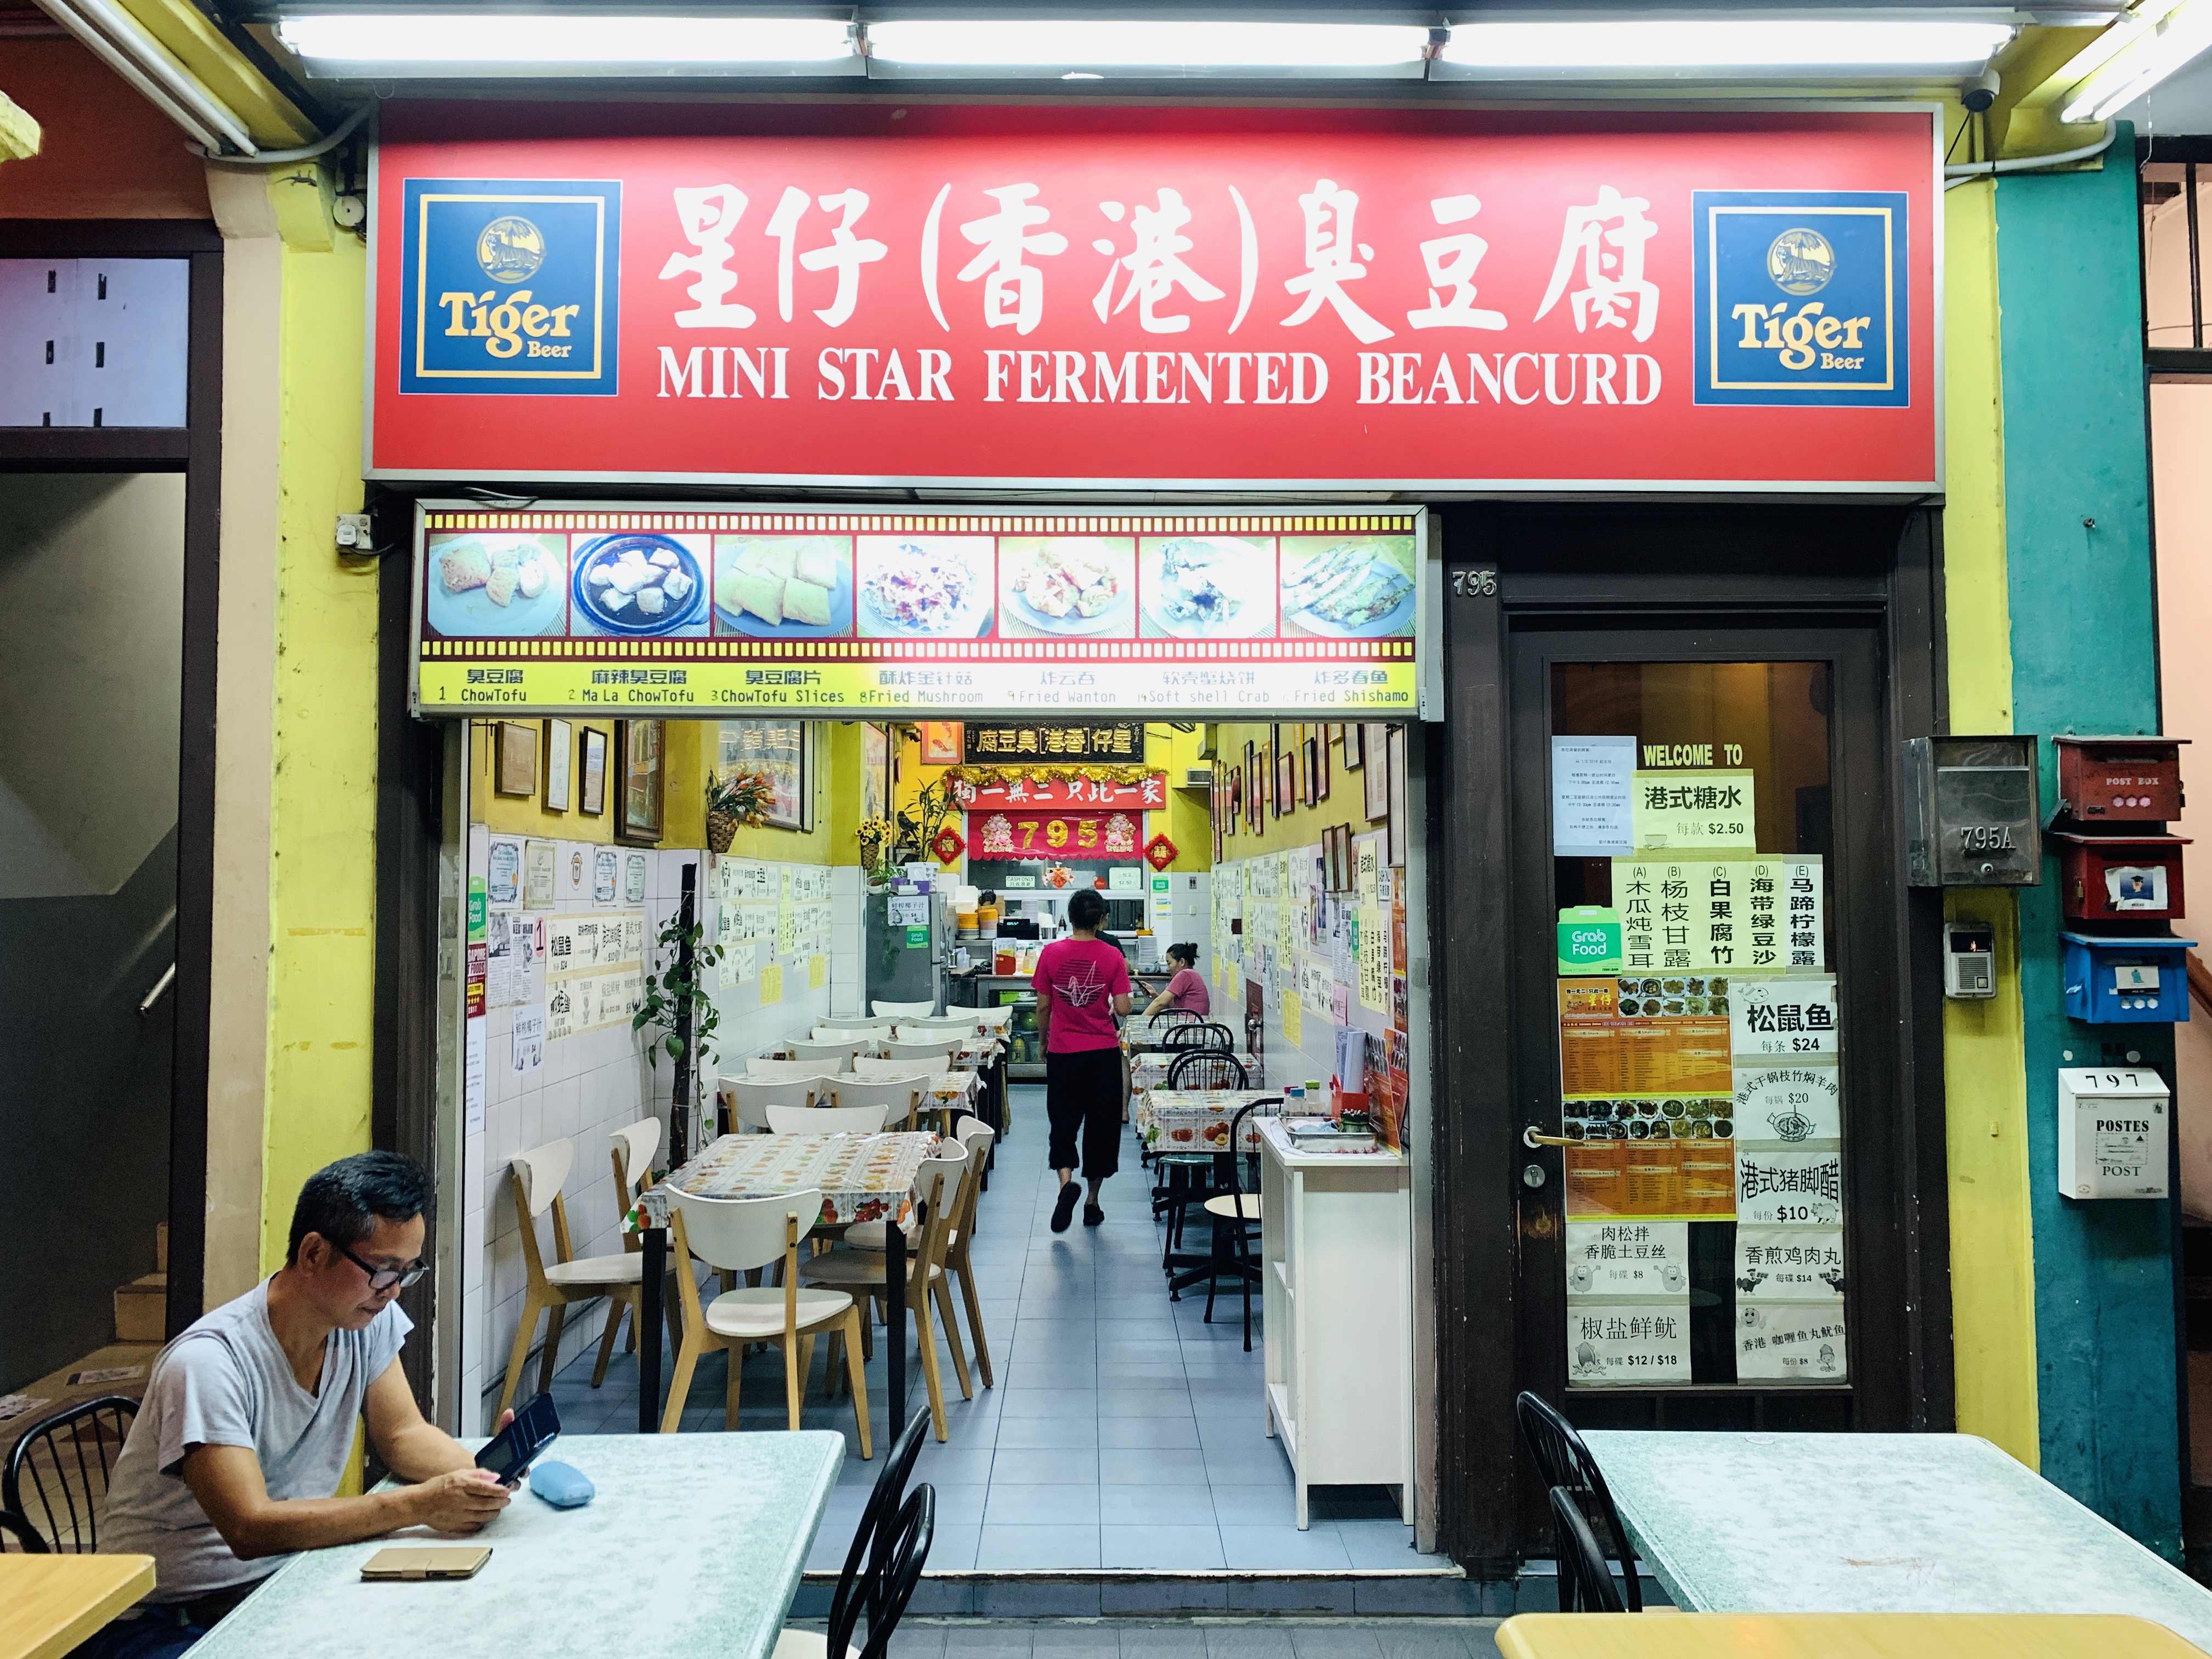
633, 901, 724, 1161
706, 769, 775, 854
856, 815, 898, 888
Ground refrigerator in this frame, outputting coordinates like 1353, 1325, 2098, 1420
865, 884, 947, 1014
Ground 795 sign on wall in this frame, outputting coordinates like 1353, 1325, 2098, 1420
370, 103, 1938, 493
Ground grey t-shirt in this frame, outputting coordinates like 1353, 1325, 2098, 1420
101, 1279, 412, 1600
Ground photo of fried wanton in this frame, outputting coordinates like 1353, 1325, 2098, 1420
999, 535, 1135, 639
712, 535, 855, 637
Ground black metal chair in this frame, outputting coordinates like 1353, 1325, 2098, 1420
4, 1396, 137, 1554
837, 1485, 935, 1659
1197, 1098, 1279, 1345
0, 1509, 49, 1553
1515, 1390, 1643, 1611
1549, 1485, 1626, 1612
1154, 1048, 1250, 1274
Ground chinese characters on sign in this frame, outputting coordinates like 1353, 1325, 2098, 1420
974, 810, 1143, 862
963, 721, 1146, 762
1614, 855, 1824, 973
1629, 768, 1756, 849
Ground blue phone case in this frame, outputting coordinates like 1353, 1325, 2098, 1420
528, 1460, 594, 1508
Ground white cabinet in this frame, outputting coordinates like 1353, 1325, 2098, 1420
1257, 1119, 1414, 1528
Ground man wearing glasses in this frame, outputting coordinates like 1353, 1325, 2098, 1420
96, 1153, 510, 1657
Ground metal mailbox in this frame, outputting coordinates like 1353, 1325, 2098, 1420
2053, 736, 2187, 824
1902, 735, 2041, 887
2049, 832, 2191, 925
2059, 933, 2196, 1024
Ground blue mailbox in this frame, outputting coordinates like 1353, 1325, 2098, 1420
2059, 933, 2198, 1024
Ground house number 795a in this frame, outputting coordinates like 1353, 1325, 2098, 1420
1452, 568, 1498, 597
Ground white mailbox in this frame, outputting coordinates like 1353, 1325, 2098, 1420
2057, 1068, 2170, 1200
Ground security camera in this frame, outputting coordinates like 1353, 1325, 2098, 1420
1962, 65, 2001, 114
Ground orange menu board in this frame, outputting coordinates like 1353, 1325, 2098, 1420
1558, 977, 1731, 1098
1566, 1139, 1735, 1220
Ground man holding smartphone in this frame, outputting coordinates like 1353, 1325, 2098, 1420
94, 1153, 511, 1657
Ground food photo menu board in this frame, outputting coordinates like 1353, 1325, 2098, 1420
413, 504, 1429, 718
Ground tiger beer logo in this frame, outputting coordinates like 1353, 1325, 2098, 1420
1692, 190, 1909, 409
400, 179, 622, 396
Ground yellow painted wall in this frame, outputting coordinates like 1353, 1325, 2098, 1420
259, 229, 376, 1272
1939, 168, 2039, 1466
1214, 721, 1385, 859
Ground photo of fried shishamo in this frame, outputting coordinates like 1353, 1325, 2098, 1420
1276, 535, 1417, 640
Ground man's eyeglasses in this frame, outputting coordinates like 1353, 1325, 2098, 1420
333, 1239, 429, 1292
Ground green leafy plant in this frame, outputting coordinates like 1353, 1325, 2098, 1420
633, 908, 724, 1074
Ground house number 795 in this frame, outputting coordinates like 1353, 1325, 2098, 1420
1452, 568, 1498, 597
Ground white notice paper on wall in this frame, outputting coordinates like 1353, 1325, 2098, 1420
1734, 1227, 1844, 1300
464, 1018, 486, 1136
486, 837, 523, 910
512, 1007, 545, 1074
1566, 1301, 1690, 1386
1735, 1141, 1844, 1226
888, 894, 930, 928
1551, 736, 1637, 857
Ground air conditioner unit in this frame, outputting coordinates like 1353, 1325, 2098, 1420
1184, 768, 1214, 789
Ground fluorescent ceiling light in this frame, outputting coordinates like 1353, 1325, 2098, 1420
1438, 18, 2014, 72
2058, 0, 2212, 122
274, 12, 855, 67
865, 19, 1430, 69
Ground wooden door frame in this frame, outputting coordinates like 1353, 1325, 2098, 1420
0, 221, 223, 1339
1426, 501, 1951, 1573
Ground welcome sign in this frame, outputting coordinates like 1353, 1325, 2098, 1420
368, 104, 1939, 494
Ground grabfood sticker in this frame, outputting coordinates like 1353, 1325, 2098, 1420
1735, 1142, 1843, 1226
1732, 1065, 1841, 1144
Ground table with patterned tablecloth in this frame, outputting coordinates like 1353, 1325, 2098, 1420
1136, 1090, 1276, 1154
630, 1131, 940, 1231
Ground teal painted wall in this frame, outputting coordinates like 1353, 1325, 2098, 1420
1996, 128, 2180, 1554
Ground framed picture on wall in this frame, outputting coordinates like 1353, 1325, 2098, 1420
1387, 724, 1409, 870
1250, 749, 1264, 832
1342, 723, 1364, 770
1363, 723, 1391, 821
721, 719, 809, 831
616, 719, 665, 844
543, 719, 572, 811
1274, 743, 1294, 818
494, 721, 537, 796
1213, 764, 1228, 861
579, 727, 608, 816
1304, 735, 1321, 806
1225, 767, 1240, 838
919, 721, 963, 765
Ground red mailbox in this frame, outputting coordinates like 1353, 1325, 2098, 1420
2053, 736, 2188, 823
2049, 832, 2191, 924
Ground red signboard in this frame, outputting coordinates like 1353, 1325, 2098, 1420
971, 809, 1144, 861
952, 773, 1167, 811
370, 103, 1938, 494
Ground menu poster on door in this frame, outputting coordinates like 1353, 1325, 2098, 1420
1736, 1301, 1848, 1381
1565, 1137, 1734, 1221
1729, 974, 1839, 1059
1732, 1065, 1841, 1143
1565, 1221, 1689, 1299
1558, 978, 1731, 1099
1733, 1228, 1844, 1300
1615, 856, 1824, 974
1630, 769, 1756, 850
1735, 1143, 1844, 1226
1551, 736, 1637, 857
1567, 1304, 1691, 1386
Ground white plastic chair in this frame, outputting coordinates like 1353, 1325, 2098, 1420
873, 998, 938, 1018
801, 1142, 973, 1438
787, 1040, 871, 1067
724, 1076, 827, 1133
766, 1103, 896, 1135
747, 1056, 834, 1080
974, 1005, 1015, 1032
498, 1139, 650, 1423
827, 1076, 930, 1131
814, 1022, 890, 1042
884, 1040, 959, 1066
661, 1186, 870, 1448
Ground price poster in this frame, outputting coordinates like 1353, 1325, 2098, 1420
1629, 769, 1755, 850
1564, 1221, 1690, 1299
1566, 1304, 1691, 1386
1735, 1142, 1844, 1226
1614, 855, 1824, 974
1734, 1228, 1844, 1300
1729, 974, 1839, 1058
1736, 1302, 1849, 1381
1732, 1065, 1841, 1143
1565, 1137, 1735, 1222
1558, 978, 1731, 1098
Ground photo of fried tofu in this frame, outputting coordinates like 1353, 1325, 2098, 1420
710, 535, 854, 636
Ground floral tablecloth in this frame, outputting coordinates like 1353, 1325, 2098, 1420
1135, 1090, 1276, 1154
629, 1131, 941, 1231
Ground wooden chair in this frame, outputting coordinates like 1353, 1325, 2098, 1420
749, 1056, 839, 1080
727, 1076, 827, 1133
498, 1139, 651, 1423
608, 1118, 682, 1363
4, 1397, 134, 1552
1550, 1485, 1627, 1612
872, 998, 936, 1018
801, 1143, 973, 1439
848, 1118, 996, 1391
828, 1077, 929, 1132
767, 1103, 895, 1135
661, 1187, 871, 1451
1516, 1390, 1644, 1610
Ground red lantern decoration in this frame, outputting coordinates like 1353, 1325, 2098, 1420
1144, 833, 1178, 872
929, 825, 966, 866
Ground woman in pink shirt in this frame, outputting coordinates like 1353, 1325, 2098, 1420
1139, 943, 1209, 1020
1032, 888, 1133, 1232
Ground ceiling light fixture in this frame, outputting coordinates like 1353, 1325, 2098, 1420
2057, 0, 2212, 123
1435, 18, 2015, 76
863, 19, 1431, 72
273, 12, 857, 75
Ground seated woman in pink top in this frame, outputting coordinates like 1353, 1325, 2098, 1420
1139, 943, 1209, 1020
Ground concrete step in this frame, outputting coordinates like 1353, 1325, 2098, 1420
114, 1273, 166, 1343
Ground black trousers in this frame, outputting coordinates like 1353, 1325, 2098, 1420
1046, 1045, 1123, 1182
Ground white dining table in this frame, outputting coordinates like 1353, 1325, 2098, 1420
188, 1431, 843, 1659
1584, 1430, 2212, 1652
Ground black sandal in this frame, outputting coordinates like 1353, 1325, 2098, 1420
1083, 1203, 1105, 1227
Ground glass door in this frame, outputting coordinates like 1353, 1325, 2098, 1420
1509, 623, 1899, 1424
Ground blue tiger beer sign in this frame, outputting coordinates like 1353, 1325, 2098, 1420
1692, 190, 1909, 409
400, 178, 623, 394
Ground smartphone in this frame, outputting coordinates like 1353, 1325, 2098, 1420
473, 1392, 559, 1489
361, 1547, 492, 1582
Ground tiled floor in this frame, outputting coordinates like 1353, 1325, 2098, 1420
544, 1086, 1442, 1572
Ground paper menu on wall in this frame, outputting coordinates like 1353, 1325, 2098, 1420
1358, 903, 1387, 1012
546, 911, 644, 976
1735, 1301, 1847, 1381
1728, 974, 1838, 1059
759, 962, 784, 1006
1564, 1220, 1690, 1299
512, 1007, 545, 1074
1630, 769, 1756, 850
1615, 855, 1824, 974
1567, 1302, 1690, 1385
1283, 990, 1302, 1046
1551, 736, 1637, 857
